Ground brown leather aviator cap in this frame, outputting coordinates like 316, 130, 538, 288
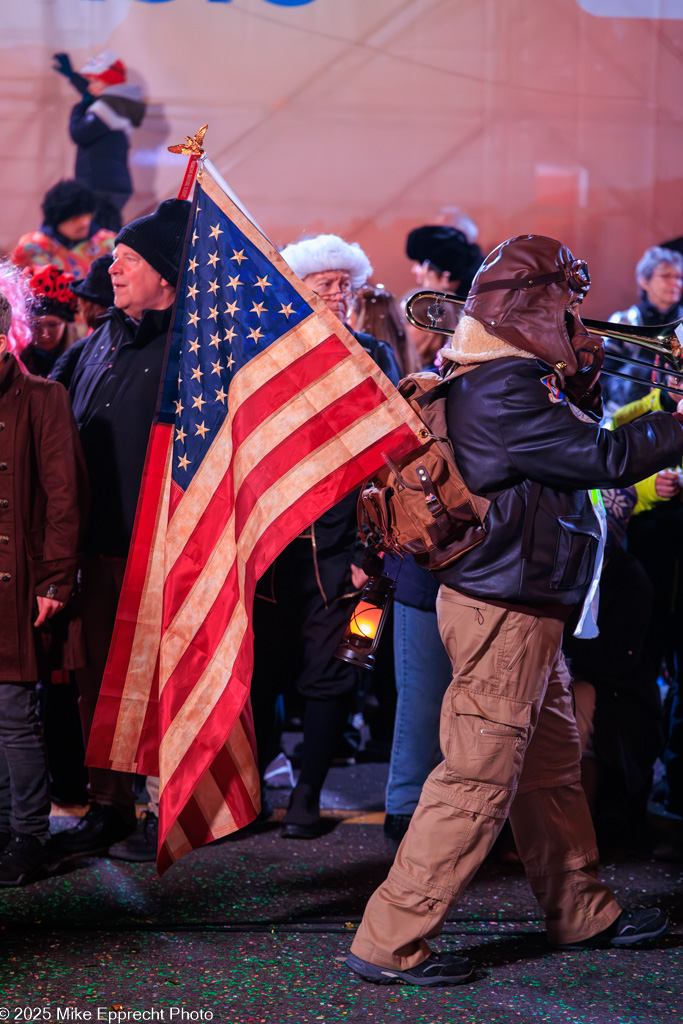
464, 234, 602, 383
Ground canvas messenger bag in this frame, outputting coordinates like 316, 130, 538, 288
358, 364, 491, 572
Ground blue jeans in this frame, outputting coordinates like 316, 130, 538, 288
0, 681, 51, 840
385, 602, 452, 816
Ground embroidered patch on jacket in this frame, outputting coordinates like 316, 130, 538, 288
540, 373, 566, 404
567, 402, 597, 424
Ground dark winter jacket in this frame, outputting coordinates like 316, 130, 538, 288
434, 355, 683, 609
0, 354, 88, 681
50, 336, 89, 390
70, 84, 146, 197
69, 305, 172, 557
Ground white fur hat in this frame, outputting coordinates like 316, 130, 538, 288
280, 234, 372, 291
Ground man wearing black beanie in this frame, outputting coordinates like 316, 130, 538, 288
49, 198, 190, 866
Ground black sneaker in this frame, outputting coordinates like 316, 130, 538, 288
0, 834, 50, 887
108, 811, 158, 862
557, 908, 669, 949
346, 951, 475, 987
46, 803, 136, 865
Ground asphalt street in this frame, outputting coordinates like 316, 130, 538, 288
1, 759, 681, 1024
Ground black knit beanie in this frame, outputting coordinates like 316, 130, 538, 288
115, 199, 191, 287
42, 180, 96, 230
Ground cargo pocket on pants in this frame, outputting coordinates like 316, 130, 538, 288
443, 686, 532, 818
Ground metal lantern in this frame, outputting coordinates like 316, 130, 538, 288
334, 573, 396, 671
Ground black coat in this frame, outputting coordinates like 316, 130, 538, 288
69, 87, 145, 197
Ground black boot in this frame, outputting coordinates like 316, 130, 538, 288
0, 833, 51, 886
281, 783, 326, 839
108, 811, 158, 862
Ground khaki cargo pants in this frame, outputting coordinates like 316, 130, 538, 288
351, 587, 621, 969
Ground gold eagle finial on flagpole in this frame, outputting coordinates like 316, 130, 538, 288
168, 124, 209, 157
169, 125, 209, 199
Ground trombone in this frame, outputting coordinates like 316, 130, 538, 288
404, 290, 683, 395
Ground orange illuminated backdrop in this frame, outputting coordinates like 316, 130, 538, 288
1, 0, 682, 317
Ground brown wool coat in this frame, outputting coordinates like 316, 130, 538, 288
0, 353, 88, 681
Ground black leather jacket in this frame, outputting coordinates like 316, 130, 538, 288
434, 357, 683, 609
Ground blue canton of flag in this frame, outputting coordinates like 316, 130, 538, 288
167, 185, 312, 488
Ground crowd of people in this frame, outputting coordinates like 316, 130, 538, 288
1, 45, 683, 988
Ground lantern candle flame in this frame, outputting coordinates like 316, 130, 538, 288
335, 573, 396, 670
348, 601, 384, 640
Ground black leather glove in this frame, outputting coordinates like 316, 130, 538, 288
361, 550, 385, 578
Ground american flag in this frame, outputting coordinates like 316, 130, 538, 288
86, 165, 425, 872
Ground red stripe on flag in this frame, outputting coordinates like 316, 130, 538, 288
159, 634, 257, 844
162, 473, 236, 629
158, 700, 259, 872
102, 422, 172, 685
157, 423, 417, 740
158, 736, 259, 872
162, 374, 388, 626
231, 333, 350, 450
248, 422, 420, 584
157, 795, 210, 875
233, 376, 389, 538
160, 562, 241, 725
209, 738, 257, 820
